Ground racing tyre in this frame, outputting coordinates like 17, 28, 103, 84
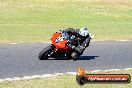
38, 45, 53, 60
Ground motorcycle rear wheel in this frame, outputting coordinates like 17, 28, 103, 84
71, 52, 79, 61
38, 45, 53, 60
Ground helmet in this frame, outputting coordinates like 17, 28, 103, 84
79, 27, 89, 36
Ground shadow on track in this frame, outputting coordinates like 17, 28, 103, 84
77, 56, 99, 60
39, 56, 99, 60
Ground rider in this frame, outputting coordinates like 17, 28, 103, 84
61, 27, 92, 54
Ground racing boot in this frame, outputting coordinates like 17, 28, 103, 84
74, 46, 85, 55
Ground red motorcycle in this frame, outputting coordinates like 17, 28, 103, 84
38, 31, 93, 60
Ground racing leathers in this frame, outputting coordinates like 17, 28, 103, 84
63, 28, 91, 55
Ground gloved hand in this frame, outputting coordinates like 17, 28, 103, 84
67, 43, 75, 49
89, 34, 94, 39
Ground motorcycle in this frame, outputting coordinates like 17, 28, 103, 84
38, 31, 93, 60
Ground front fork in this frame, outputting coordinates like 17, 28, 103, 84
48, 44, 56, 57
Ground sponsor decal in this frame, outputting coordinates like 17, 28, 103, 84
76, 66, 131, 85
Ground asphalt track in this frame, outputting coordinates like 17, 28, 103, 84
0, 41, 132, 79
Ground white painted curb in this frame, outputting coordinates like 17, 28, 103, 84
10, 43, 19, 44
0, 68, 131, 82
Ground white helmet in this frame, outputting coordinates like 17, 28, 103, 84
79, 27, 89, 36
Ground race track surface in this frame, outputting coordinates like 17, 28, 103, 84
0, 41, 132, 78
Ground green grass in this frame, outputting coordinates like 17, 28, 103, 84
0, 0, 132, 42
0, 69, 132, 88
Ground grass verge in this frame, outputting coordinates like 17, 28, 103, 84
0, 0, 132, 42
0, 69, 132, 88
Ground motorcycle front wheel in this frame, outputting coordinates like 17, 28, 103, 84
38, 45, 53, 60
